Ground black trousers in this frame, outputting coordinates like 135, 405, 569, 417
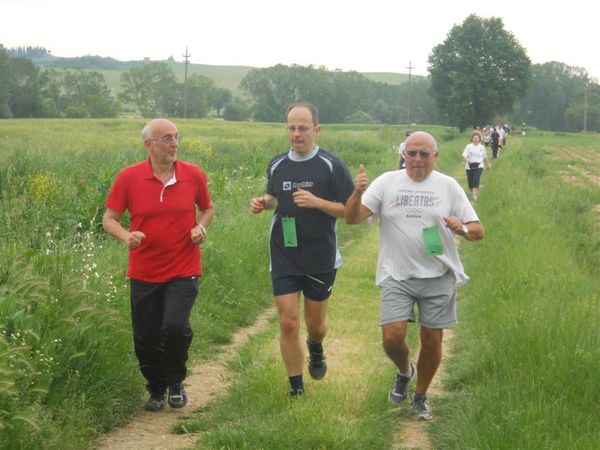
130, 277, 198, 395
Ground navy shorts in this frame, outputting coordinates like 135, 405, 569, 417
271, 270, 337, 301
466, 167, 483, 189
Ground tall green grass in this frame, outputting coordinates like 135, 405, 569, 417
0, 118, 421, 449
432, 133, 600, 449
3, 120, 595, 449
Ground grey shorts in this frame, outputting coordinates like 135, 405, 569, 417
379, 271, 457, 329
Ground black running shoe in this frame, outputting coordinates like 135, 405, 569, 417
412, 394, 433, 420
306, 338, 327, 380
168, 383, 188, 408
143, 390, 167, 412
389, 363, 415, 405
289, 387, 305, 397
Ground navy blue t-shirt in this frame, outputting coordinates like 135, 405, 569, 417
266, 146, 354, 275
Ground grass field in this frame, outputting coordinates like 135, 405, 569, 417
0, 120, 598, 449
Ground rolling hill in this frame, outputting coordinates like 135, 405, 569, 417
28, 53, 412, 96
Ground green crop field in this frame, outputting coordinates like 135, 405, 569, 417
0, 120, 598, 449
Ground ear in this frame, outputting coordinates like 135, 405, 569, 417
314, 124, 321, 136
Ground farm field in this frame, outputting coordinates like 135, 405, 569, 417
0, 120, 598, 449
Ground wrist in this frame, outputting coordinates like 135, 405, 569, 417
197, 224, 207, 236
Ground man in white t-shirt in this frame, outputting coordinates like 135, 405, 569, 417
345, 131, 484, 420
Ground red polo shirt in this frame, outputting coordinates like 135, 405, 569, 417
105, 159, 212, 282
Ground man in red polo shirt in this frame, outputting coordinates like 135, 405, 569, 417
102, 118, 214, 412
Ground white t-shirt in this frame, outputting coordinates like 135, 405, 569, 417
362, 170, 479, 286
462, 143, 487, 169
398, 142, 407, 169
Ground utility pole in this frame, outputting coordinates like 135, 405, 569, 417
183, 47, 191, 119
406, 60, 415, 125
583, 81, 588, 132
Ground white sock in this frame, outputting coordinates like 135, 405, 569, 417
398, 365, 413, 378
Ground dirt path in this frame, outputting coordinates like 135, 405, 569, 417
95, 306, 276, 450
391, 329, 454, 450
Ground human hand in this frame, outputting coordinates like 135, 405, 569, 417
354, 164, 369, 194
293, 189, 321, 209
250, 196, 266, 214
444, 216, 465, 235
190, 224, 206, 245
125, 231, 146, 248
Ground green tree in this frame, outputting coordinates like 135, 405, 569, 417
119, 62, 178, 117
241, 64, 387, 123
180, 74, 217, 118
223, 96, 251, 121
7, 57, 44, 117
512, 62, 599, 131
38, 69, 62, 117
0, 45, 12, 117
428, 14, 531, 131
240, 64, 298, 122
214, 88, 233, 117
60, 70, 119, 117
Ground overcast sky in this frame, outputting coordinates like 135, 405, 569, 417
2, 0, 598, 79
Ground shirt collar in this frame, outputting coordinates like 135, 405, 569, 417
288, 145, 319, 162
142, 158, 184, 180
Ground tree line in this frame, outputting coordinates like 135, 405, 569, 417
2, 13, 599, 132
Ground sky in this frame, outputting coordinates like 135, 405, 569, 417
2, 0, 598, 80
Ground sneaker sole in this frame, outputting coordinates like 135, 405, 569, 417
168, 396, 187, 408
389, 391, 408, 405
143, 401, 166, 412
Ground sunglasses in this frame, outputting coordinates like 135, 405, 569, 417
404, 150, 434, 159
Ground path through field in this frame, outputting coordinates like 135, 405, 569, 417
391, 329, 454, 450
95, 306, 277, 450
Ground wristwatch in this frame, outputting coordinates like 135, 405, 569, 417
461, 225, 469, 236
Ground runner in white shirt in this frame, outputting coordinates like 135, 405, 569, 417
462, 131, 491, 201
345, 131, 484, 420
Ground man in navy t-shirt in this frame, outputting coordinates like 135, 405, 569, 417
250, 103, 354, 396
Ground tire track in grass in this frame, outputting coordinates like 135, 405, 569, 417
95, 306, 276, 450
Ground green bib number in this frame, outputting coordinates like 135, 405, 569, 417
282, 217, 298, 248
422, 224, 444, 257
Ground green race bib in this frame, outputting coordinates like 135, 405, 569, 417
422, 224, 444, 257
281, 217, 298, 247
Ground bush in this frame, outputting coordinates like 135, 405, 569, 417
344, 110, 377, 124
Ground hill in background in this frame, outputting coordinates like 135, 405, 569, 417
24, 51, 411, 95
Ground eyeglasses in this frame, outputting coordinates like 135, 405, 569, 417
286, 126, 313, 134
404, 150, 434, 159
149, 134, 181, 143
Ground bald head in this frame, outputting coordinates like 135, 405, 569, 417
402, 131, 438, 182
404, 131, 437, 152
141, 118, 177, 141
